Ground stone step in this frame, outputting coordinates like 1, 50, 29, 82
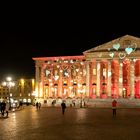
42, 98, 140, 108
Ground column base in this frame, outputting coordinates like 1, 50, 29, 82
90, 94, 96, 99
130, 95, 135, 99
100, 94, 108, 99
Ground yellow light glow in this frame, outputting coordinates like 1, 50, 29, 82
21, 79, 24, 86
39, 82, 43, 97
78, 84, 82, 88
9, 82, 15, 87
35, 86, 38, 97
82, 88, 86, 94
32, 79, 35, 90
2, 82, 7, 86
69, 86, 72, 89
108, 71, 112, 77
50, 83, 53, 86
60, 70, 63, 73
32, 79, 35, 84
7, 77, 12, 82
119, 78, 123, 83
78, 89, 81, 93
120, 63, 123, 66
64, 89, 67, 95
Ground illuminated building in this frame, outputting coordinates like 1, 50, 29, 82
17, 78, 35, 103
0, 86, 10, 102
0, 79, 35, 104
33, 35, 140, 100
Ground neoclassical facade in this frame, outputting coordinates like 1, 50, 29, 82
33, 35, 140, 100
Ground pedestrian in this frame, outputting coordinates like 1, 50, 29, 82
38, 102, 41, 109
36, 102, 39, 110
6, 110, 8, 117
1, 101, 6, 117
5, 102, 9, 117
0, 102, 1, 113
61, 101, 66, 115
19, 101, 23, 109
112, 99, 117, 117
84, 101, 86, 107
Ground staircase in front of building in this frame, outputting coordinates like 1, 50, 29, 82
42, 98, 140, 108
85, 98, 140, 108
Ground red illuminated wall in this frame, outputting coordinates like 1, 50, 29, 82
135, 60, 140, 98
100, 61, 108, 99
123, 60, 130, 97
89, 61, 97, 99
111, 60, 119, 98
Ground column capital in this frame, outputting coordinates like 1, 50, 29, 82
130, 59, 135, 64
85, 61, 90, 65
119, 59, 123, 63
96, 60, 101, 63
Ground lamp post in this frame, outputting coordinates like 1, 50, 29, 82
2, 77, 15, 110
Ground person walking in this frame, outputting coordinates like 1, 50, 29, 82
5, 102, 9, 117
38, 102, 41, 109
112, 99, 117, 117
1, 101, 6, 117
36, 102, 39, 110
61, 101, 66, 115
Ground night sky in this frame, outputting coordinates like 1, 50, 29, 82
0, 30, 140, 80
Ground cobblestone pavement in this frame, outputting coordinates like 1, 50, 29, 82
1, 106, 140, 140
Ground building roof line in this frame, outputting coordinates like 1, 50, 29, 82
32, 55, 85, 61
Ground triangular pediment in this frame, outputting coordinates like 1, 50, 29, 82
83, 35, 140, 53
84, 35, 140, 60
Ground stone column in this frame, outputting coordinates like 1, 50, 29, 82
96, 61, 100, 97
130, 60, 135, 98
40, 66, 44, 98
108, 60, 111, 97
50, 67, 53, 97
86, 61, 90, 97
119, 60, 123, 97
58, 69, 63, 97
35, 64, 40, 83
68, 67, 71, 97
89, 62, 93, 97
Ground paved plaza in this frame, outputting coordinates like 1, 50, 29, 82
1, 106, 140, 140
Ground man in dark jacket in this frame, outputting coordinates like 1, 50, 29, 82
61, 101, 66, 115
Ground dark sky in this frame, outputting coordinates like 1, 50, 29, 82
1, 2, 140, 80
0, 30, 140, 80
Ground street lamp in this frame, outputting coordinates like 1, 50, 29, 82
2, 77, 15, 110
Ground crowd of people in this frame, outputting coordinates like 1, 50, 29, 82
0, 100, 24, 118
35, 102, 41, 110
0, 98, 118, 118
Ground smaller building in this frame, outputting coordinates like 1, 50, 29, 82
0, 78, 35, 105
15, 78, 35, 104
0, 86, 9, 102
